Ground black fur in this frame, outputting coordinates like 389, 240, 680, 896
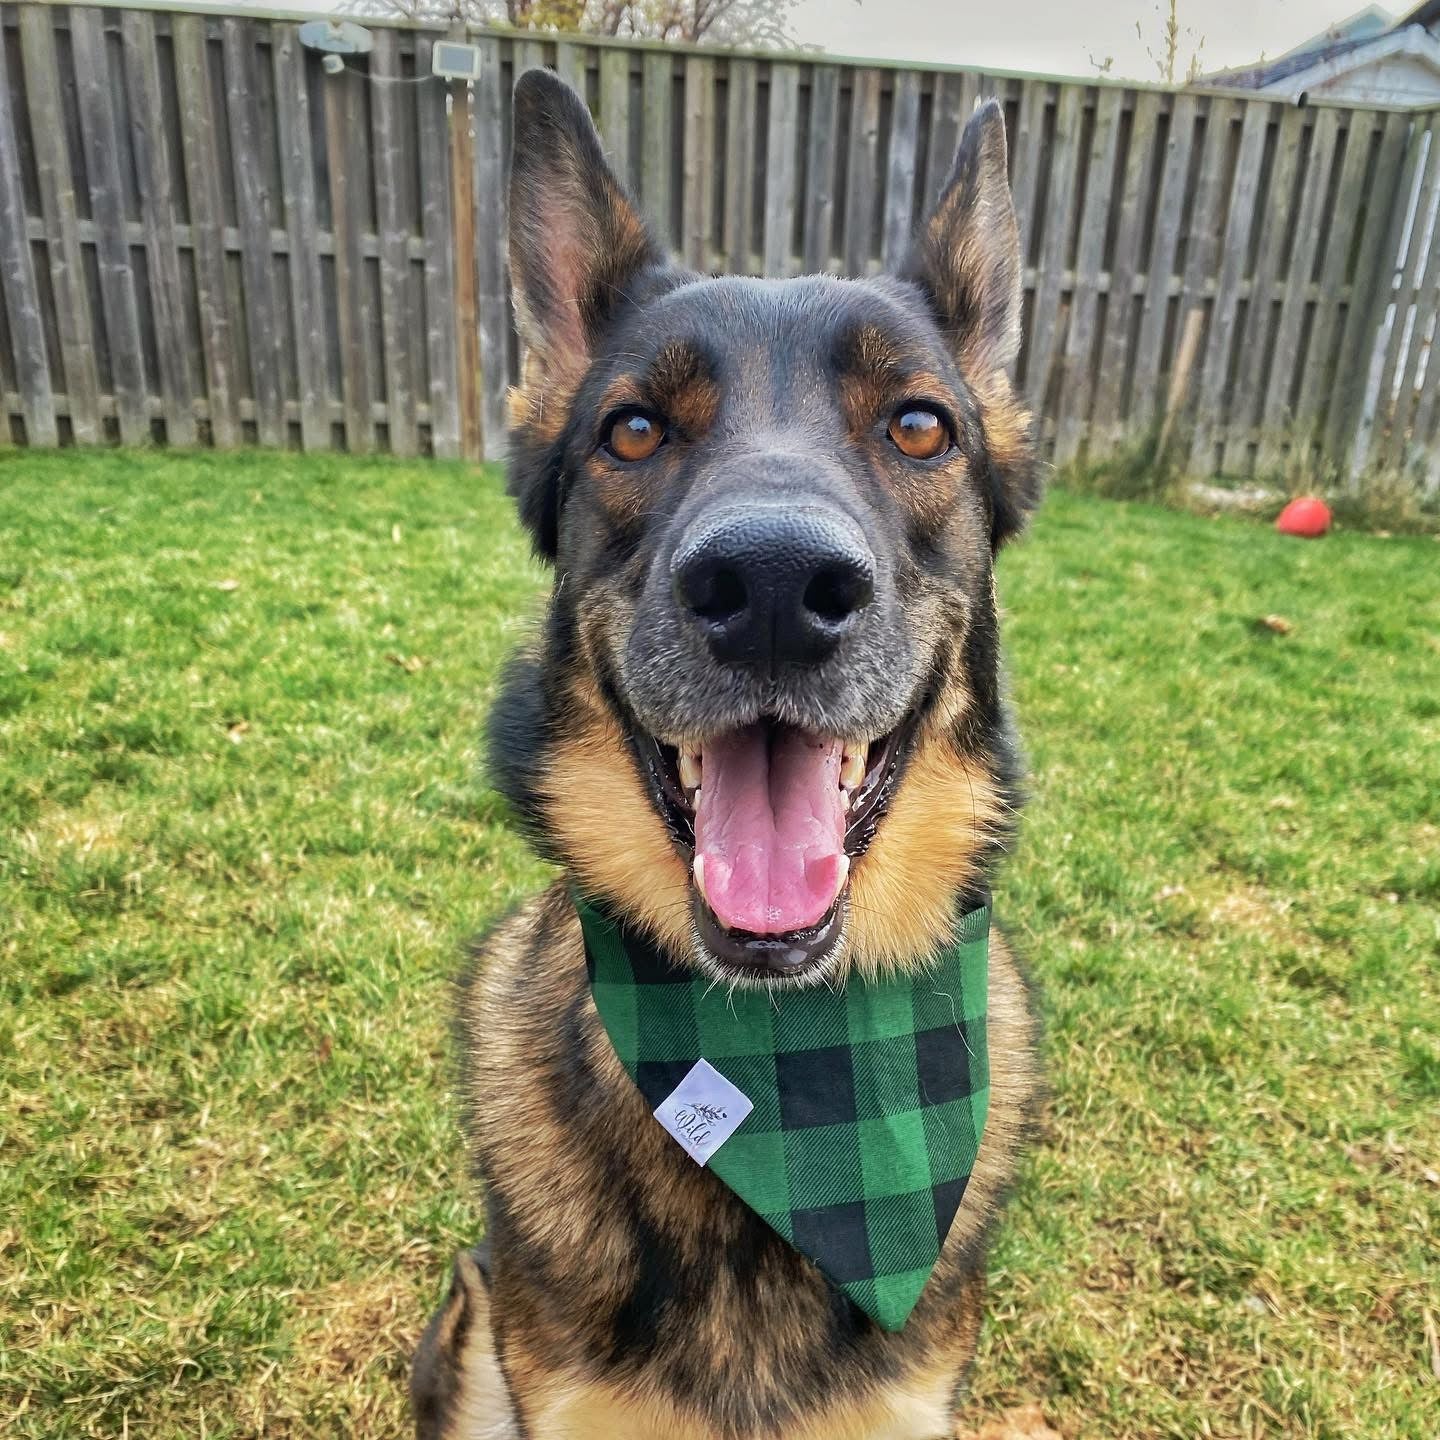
420, 71, 1044, 1440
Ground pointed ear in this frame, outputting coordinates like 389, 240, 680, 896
904, 98, 1023, 381
508, 70, 664, 382
904, 100, 1038, 549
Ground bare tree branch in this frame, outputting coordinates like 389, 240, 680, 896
338, 0, 803, 47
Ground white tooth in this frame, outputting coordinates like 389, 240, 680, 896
836, 854, 850, 890
840, 748, 866, 792
679, 750, 702, 792
693, 854, 708, 902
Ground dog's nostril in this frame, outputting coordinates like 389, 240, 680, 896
688, 565, 748, 624
803, 563, 874, 625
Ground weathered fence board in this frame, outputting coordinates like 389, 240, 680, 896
764, 63, 799, 277
70, 6, 149, 443
1256, 107, 1341, 475
0, 8, 56, 443
880, 69, 920, 272
171, 11, 238, 446
724, 57, 757, 273
1292, 109, 1378, 465
414, 33, 458, 459
640, 50, 673, 250
1092, 88, 1162, 448
1026, 82, 1083, 416
17, 5, 99, 442
371, 30, 418, 457
272, 24, 328, 452
1329, 110, 1417, 466
1053, 85, 1123, 463
473, 37, 510, 459
802, 63, 838, 273
122, 9, 196, 447
681, 53, 713, 272
2, 2, 1438, 486
843, 68, 882, 278
1129, 92, 1199, 430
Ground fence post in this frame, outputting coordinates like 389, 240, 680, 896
449, 75, 483, 462
473, 37, 511, 462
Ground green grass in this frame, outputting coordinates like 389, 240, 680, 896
2, 450, 1436, 1438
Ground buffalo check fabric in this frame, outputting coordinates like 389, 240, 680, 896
579, 898, 991, 1332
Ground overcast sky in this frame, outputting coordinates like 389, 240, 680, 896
246, 0, 1405, 82
786, 0, 1396, 80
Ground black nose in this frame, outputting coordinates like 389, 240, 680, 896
671, 505, 876, 667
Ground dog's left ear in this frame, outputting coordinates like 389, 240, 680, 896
906, 99, 1022, 381
902, 100, 1039, 548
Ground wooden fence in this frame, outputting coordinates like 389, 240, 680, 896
2, 1, 1439, 487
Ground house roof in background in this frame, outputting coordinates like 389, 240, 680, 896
1202, 32, 1378, 88
1275, 3, 1395, 58
1395, 0, 1440, 27
1196, 3, 1440, 91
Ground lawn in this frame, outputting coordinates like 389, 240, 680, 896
1, 449, 1436, 1439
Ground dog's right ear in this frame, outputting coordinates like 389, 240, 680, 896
506, 70, 665, 560
508, 70, 663, 384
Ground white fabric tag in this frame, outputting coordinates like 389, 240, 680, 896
653, 1059, 753, 1167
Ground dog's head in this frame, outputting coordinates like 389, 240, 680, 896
491, 70, 1038, 985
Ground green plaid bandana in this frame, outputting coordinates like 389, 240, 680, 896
579, 899, 990, 1332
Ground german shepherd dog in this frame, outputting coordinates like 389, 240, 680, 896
411, 68, 1042, 1440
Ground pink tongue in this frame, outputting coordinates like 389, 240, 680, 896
694, 724, 848, 935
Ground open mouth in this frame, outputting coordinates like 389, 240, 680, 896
634, 718, 912, 978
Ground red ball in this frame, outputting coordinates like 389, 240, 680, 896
1276, 496, 1332, 538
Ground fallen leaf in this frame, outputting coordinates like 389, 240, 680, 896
1257, 614, 1293, 635
391, 523, 403, 544
226, 720, 249, 744
214, 578, 240, 592
385, 652, 426, 674
1155, 884, 1187, 901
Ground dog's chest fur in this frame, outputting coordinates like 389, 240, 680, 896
449, 887, 1038, 1440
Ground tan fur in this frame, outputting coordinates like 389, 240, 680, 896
446, 1279, 519, 1440
970, 369, 1032, 480
444, 893, 1036, 1440
535, 672, 1005, 978
848, 732, 1006, 974
536, 685, 695, 958
430, 74, 1045, 1440
440, 887, 1036, 1440
515, 1372, 957, 1440
507, 366, 579, 448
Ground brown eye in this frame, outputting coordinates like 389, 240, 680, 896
604, 409, 665, 462
888, 407, 950, 460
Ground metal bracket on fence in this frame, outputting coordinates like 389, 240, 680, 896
298, 19, 372, 75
